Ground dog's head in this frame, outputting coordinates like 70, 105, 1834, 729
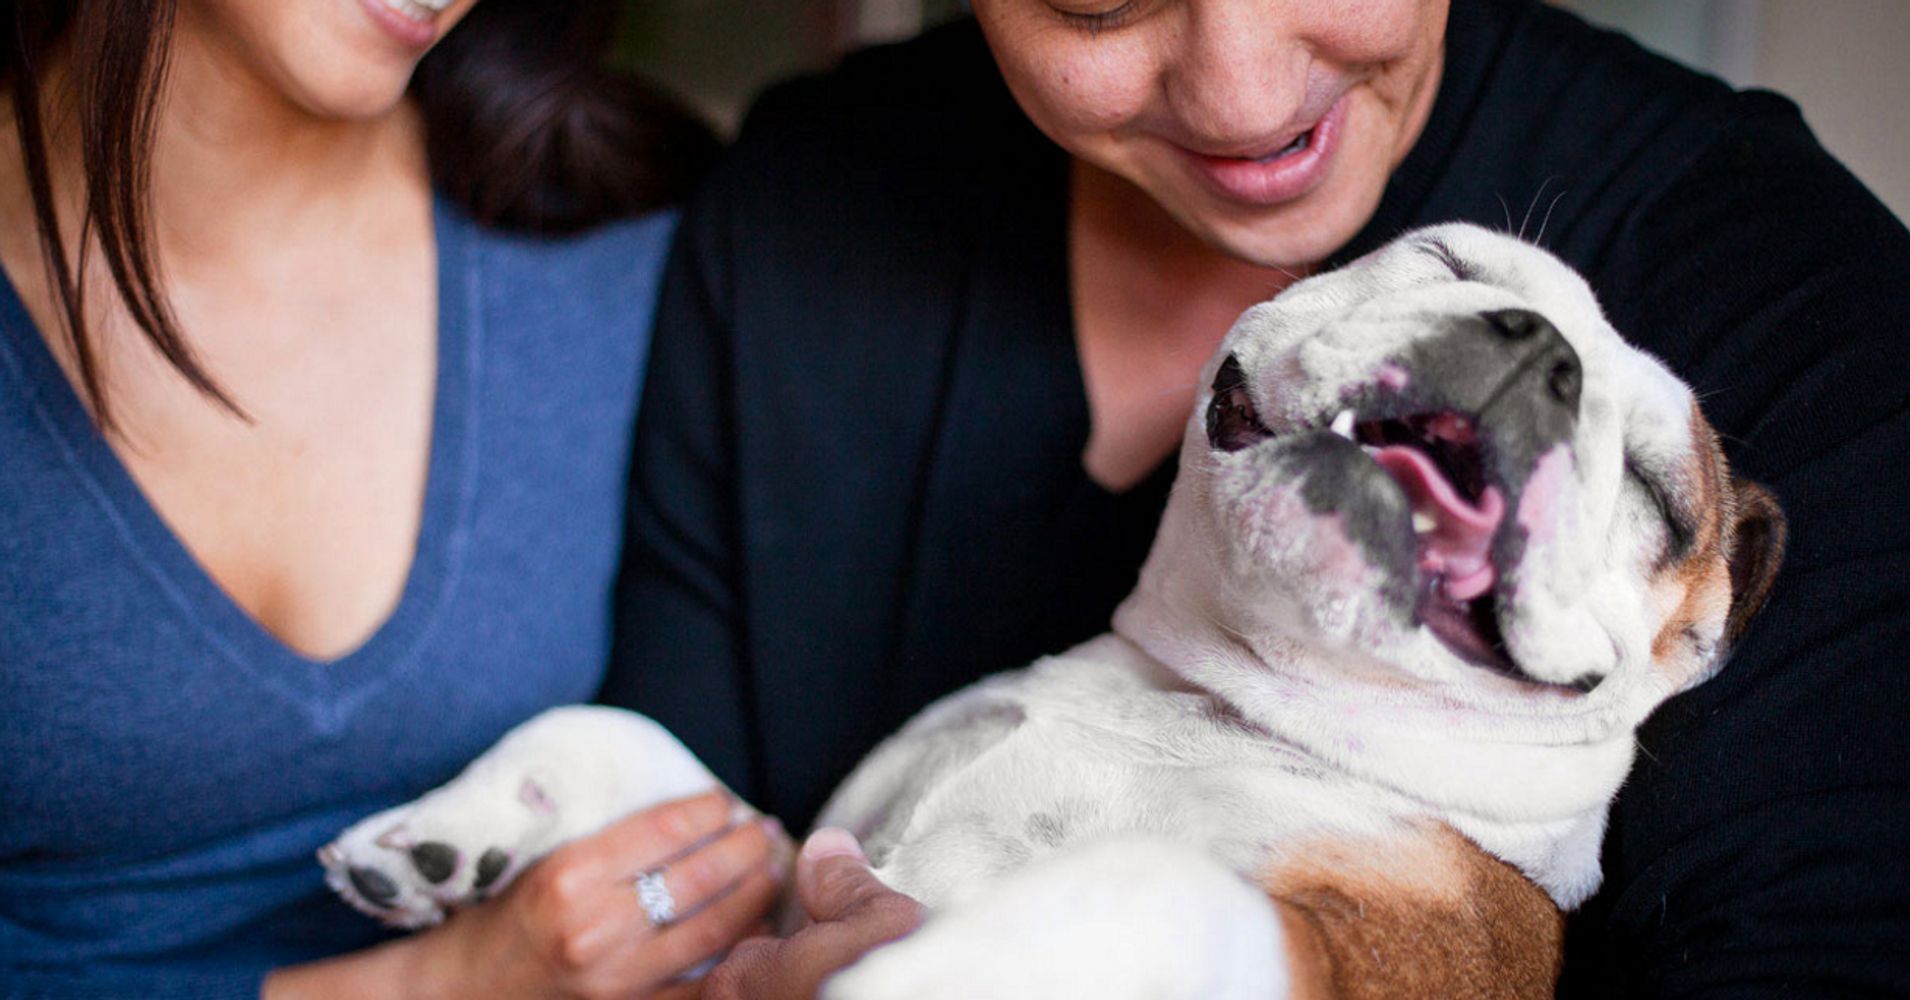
1118, 224, 1784, 738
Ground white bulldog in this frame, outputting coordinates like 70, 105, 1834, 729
323, 224, 1785, 998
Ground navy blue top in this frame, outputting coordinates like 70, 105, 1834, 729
0, 200, 674, 998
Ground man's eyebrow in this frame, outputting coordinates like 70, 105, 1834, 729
1418, 237, 1477, 281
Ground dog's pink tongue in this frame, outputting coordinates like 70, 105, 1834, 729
1372, 446, 1505, 601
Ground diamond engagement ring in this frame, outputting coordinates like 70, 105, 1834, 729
634, 868, 677, 927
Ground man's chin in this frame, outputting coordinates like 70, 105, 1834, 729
1185, 206, 1369, 272
1145, 172, 1382, 270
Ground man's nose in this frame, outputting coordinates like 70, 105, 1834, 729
1160, 4, 1310, 150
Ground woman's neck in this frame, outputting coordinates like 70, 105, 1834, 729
150, 16, 428, 274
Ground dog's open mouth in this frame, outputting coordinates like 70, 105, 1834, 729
1208, 356, 1518, 673
1348, 413, 1512, 671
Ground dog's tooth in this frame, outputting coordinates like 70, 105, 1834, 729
1412, 510, 1436, 534
1330, 409, 1355, 439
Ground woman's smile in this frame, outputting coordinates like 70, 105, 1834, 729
357, 0, 454, 50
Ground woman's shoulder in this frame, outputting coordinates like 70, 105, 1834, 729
460, 206, 677, 283
449, 203, 678, 331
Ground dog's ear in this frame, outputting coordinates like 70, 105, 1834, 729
1723, 476, 1786, 648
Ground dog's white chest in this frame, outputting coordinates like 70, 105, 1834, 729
837, 637, 1405, 908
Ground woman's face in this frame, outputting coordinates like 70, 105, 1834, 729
176, 0, 481, 120
975, 0, 1448, 268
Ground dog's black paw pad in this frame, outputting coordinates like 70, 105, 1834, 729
348, 866, 401, 907
409, 842, 458, 884
473, 848, 511, 892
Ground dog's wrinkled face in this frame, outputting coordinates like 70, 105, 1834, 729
1137, 224, 1783, 726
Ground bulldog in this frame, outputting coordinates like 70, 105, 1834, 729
323, 224, 1785, 998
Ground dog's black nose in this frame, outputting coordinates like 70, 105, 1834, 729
1474, 308, 1583, 415
1399, 308, 1585, 487
1482, 308, 1546, 341
348, 866, 400, 907
1548, 357, 1582, 409
1483, 309, 1583, 411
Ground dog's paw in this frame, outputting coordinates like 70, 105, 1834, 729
823, 838, 1290, 1000
319, 763, 571, 928
320, 706, 721, 928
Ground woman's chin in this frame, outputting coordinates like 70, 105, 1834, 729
277, 67, 420, 123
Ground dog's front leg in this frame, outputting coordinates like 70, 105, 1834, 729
823, 837, 1291, 1000
320, 705, 722, 927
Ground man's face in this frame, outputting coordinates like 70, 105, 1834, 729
975, 0, 1449, 269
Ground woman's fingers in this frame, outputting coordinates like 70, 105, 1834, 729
585, 830, 785, 993
577, 790, 739, 872
582, 801, 787, 990
638, 815, 780, 927
649, 863, 786, 974
396, 793, 794, 1000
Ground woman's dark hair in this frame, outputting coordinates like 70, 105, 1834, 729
1, 0, 717, 430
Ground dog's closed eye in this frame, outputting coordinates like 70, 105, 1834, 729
1417, 237, 1481, 282
1625, 460, 1695, 564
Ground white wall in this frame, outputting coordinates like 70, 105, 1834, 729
1554, 0, 1910, 222
1753, 1, 1910, 222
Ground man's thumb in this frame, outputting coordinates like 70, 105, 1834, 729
797, 827, 880, 922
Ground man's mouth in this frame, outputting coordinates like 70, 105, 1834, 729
1207, 127, 1313, 164
380, 0, 451, 18
1176, 98, 1346, 207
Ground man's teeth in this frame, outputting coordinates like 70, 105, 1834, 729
1254, 132, 1310, 163
1329, 409, 1355, 440
1413, 510, 1437, 535
380, 0, 446, 20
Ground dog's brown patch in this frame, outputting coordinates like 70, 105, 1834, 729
1646, 403, 1786, 675
1260, 825, 1561, 1000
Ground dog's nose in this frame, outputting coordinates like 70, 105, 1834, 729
1480, 309, 1581, 412
1482, 307, 1546, 341
1459, 308, 1583, 426
1402, 308, 1584, 486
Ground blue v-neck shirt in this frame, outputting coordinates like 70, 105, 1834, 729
0, 201, 674, 997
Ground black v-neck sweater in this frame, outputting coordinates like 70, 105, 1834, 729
608, 1, 1910, 991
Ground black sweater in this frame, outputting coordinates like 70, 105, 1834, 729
607, 0, 1910, 992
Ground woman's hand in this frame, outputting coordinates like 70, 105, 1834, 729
266, 791, 791, 1000
703, 829, 924, 1000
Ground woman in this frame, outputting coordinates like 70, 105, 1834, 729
0, 1, 786, 996
615, 0, 1910, 994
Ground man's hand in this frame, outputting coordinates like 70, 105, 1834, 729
703, 829, 924, 1000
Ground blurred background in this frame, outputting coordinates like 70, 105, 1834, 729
615, 0, 1909, 222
